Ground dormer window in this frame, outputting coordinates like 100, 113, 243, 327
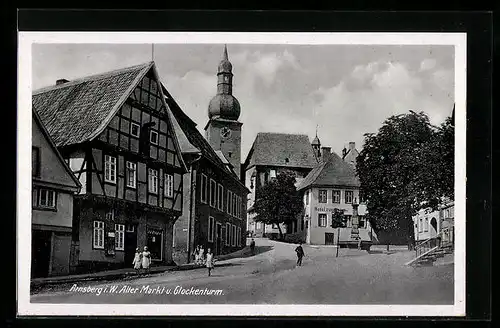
150, 130, 158, 145
130, 123, 140, 137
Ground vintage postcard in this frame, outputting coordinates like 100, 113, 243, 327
17, 32, 466, 316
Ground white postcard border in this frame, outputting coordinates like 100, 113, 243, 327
17, 32, 466, 317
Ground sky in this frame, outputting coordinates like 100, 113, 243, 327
32, 43, 455, 161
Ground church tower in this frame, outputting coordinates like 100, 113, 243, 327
205, 45, 243, 179
311, 132, 321, 160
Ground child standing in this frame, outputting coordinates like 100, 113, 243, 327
132, 247, 142, 272
142, 246, 151, 274
205, 248, 214, 277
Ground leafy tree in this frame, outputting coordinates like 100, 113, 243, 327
249, 171, 303, 240
356, 110, 454, 248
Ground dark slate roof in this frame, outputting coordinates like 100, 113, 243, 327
244, 132, 318, 169
162, 85, 248, 192
297, 151, 360, 190
32, 62, 153, 147
33, 61, 189, 172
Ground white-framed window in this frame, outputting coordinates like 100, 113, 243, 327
130, 122, 140, 137
218, 184, 224, 210
345, 190, 354, 204
237, 227, 241, 246
318, 213, 327, 227
424, 218, 429, 232
319, 190, 328, 203
150, 130, 158, 145
38, 188, 56, 208
332, 190, 341, 203
232, 193, 237, 216
227, 190, 232, 214
200, 174, 208, 203
208, 216, 215, 242
419, 218, 423, 233
232, 225, 237, 246
164, 173, 174, 198
210, 179, 216, 208
93, 221, 104, 249
115, 224, 125, 251
104, 155, 117, 183
126, 161, 137, 188
148, 168, 158, 194
226, 223, 231, 246
256, 222, 262, 229
270, 169, 277, 179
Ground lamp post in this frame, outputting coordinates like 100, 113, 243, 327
351, 197, 360, 240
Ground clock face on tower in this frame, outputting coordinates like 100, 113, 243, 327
220, 127, 232, 140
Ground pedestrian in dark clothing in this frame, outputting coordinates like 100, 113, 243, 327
250, 239, 256, 255
295, 243, 305, 266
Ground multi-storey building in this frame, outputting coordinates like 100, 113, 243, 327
32, 110, 81, 277
296, 147, 375, 248
244, 132, 318, 237
33, 62, 188, 272
169, 46, 249, 263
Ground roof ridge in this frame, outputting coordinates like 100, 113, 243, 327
33, 61, 154, 95
257, 132, 309, 137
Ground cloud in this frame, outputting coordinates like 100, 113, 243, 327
310, 60, 453, 154
420, 58, 437, 71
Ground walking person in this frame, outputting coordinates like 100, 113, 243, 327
141, 246, 151, 274
206, 248, 214, 277
295, 243, 305, 267
132, 247, 142, 273
250, 238, 256, 256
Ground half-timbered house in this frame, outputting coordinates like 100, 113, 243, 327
33, 62, 188, 272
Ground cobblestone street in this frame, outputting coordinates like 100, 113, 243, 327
31, 238, 454, 304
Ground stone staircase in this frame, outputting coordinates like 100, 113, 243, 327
410, 244, 454, 266
405, 236, 454, 267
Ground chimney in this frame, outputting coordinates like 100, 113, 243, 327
56, 78, 69, 85
321, 147, 331, 162
349, 142, 356, 150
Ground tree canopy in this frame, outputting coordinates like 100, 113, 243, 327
356, 110, 454, 245
249, 171, 303, 240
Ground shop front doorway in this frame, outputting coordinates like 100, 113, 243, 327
147, 228, 163, 261
124, 224, 138, 266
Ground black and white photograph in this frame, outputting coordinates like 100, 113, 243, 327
17, 32, 466, 316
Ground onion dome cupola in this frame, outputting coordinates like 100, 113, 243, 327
208, 45, 241, 121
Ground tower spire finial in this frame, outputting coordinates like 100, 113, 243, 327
223, 44, 228, 60
315, 124, 319, 137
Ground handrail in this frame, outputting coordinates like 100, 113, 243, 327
415, 237, 432, 250
415, 237, 441, 259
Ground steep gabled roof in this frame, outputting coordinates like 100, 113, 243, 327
33, 62, 153, 147
297, 151, 360, 191
33, 110, 81, 191
244, 132, 318, 170
32, 61, 189, 172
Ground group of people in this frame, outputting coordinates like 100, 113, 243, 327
193, 245, 215, 276
132, 246, 152, 274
